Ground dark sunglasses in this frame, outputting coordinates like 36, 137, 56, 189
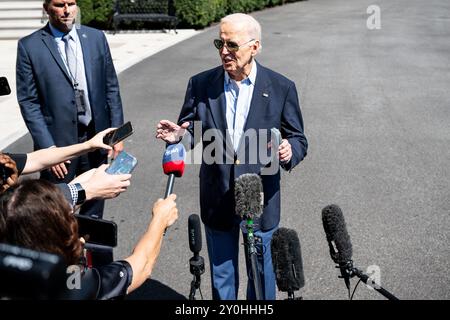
213, 38, 255, 52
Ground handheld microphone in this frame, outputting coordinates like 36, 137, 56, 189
271, 228, 305, 300
234, 173, 263, 219
321, 204, 399, 300
162, 143, 186, 198
187, 214, 205, 300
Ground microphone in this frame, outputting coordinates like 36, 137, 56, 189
234, 173, 264, 300
188, 214, 202, 257
234, 173, 263, 219
187, 214, 205, 300
162, 143, 186, 198
271, 228, 305, 300
321, 204, 399, 300
321, 204, 353, 291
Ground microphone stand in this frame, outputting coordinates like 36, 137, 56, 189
189, 254, 204, 300
244, 216, 264, 300
337, 260, 399, 300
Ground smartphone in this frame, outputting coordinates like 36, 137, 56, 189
106, 150, 138, 175
75, 214, 117, 247
103, 121, 133, 146
0, 77, 11, 96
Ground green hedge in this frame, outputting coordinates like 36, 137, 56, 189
77, 0, 303, 30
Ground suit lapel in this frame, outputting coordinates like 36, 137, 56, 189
207, 68, 228, 133
41, 24, 71, 83
244, 62, 271, 132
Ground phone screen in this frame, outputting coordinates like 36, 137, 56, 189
75, 215, 117, 247
106, 151, 137, 175
103, 121, 133, 146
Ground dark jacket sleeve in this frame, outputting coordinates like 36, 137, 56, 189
56, 183, 74, 206
280, 81, 308, 171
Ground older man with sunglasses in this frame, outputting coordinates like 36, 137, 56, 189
156, 13, 308, 300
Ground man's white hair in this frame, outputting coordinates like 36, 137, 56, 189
221, 13, 262, 48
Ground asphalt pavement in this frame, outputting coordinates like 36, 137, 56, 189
4, 0, 450, 300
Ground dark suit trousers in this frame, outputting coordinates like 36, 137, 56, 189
40, 122, 106, 218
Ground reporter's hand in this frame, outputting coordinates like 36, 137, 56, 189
80, 164, 131, 200
0, 153, 19, 193
86, 128, 115, 152
50, 161, 71, 179
111, 141, 124, 159
152, 194, 178, 228
156, 120, 189, 144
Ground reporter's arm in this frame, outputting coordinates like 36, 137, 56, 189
22, 128, 115, 174
124, 194, 178, 293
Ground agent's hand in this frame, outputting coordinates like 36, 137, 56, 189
279, 139, 292, 163
0, 153, 19, 193
86, 128, 115, 153
156, 120, 189, 144
77, 164, 131, 200
50, 161, 71, 179
152, 194, 178, 228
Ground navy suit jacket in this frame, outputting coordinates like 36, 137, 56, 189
178, 62, 308, 231
16, 24, 123, 151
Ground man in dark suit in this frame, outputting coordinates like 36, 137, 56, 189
16, 0, 124, 218
156, 13, 308, 300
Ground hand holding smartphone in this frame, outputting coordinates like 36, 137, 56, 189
75, 214, 117, 247
106, 151, 138, 175
103, 121, 133, 147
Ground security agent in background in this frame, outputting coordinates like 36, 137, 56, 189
0, 180, 179, 300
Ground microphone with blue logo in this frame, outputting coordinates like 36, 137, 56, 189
162, 143, 186, 198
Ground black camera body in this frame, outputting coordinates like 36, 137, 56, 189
0, 76, 11, 96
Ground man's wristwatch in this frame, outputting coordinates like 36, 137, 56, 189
74, 183, 86, 205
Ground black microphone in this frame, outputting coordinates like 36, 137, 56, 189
321, 204, 353, 291
188, 214, 202, 257
271, 228, 305, 300
187, 214, 205, 300
321, 204, 399, 300
234, 173, 263, 219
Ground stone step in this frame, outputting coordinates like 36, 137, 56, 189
0, 10, 43, 19
0, 2, 42, 10
0, 19, 44, 29
0, 28, 40, 39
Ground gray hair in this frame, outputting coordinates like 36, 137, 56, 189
221, 13, 262, 46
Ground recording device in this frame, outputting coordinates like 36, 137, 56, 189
0, 76, 11, 96
234, 173, 264, 300
75, 214, 118, 247
271, 228, 305, 300
234, 173, 263, 219
105, 150, 138, 175
103, 121, 133, 146
322, 204, 399, 300
188, 214, 205, 300
0, 243, 66, 299
162, 143, 186, 198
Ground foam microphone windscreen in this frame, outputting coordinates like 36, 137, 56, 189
188, 214, 202, 254
321, 204, 353, 264
234, 173, 263, 219
162, 143, 186, 177
271, 228, 305, 292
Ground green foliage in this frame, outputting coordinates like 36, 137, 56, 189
77, 0, 114, 29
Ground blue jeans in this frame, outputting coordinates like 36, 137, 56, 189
205, 220, 278, 300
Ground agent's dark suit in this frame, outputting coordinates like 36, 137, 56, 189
178, 62, 308, 299
16, 24, 123, 217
